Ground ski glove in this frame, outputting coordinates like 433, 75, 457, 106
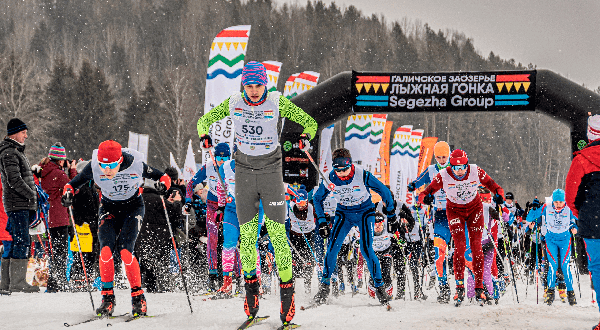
298, 134, 310, 152
530, 198, 542, 210
214, 205, 225, 222
318, 221, 330, 239
493, 193, 504, 206
407, 182, 416, 192
400, 203, 415, 233
200, 134, 213, 149
387, 214, 399, 233
422, 194, 434, 206
61, 184, 74, 207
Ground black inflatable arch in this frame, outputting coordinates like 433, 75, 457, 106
286, 69, 600, 155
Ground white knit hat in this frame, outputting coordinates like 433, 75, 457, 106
588, 115, 600, 142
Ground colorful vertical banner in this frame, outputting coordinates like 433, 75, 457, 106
344, 114, 372, 166
319, 124, 335, 181
365, 114, 387, 175
262, 60, 282, 92
293, 71, 320, 97
284, 73, 300, 99
377, 121, 394, 185
203, 25, 251, 164
417, 137, 438, 176
183, 140, 197, 181
406, 129, 423, 205
389, 125, 412, 204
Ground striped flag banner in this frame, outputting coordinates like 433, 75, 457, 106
344, 114, 372, 166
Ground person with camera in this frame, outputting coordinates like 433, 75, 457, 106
39, 142, 77, 292
62, 140, 171, 318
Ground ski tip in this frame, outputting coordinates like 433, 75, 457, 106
386, 304, 392, 311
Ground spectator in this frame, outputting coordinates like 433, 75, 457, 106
0, 118, 38, 293
39, 142, 77, 292
165, 166, 186, 198
0, 173, 12, 293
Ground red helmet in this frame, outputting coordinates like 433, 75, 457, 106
449, 149, 468, 166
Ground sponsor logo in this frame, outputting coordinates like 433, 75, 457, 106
268, 200, 285, 206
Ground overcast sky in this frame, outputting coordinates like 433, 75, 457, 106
277, 0, 600, 90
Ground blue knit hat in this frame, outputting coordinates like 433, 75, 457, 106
214, 143, 231, 158
241, 61, 268, 86
552, 189, 565, 202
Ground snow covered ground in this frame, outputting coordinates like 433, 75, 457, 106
2, 272, 598, 330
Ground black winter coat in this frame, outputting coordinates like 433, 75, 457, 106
0, 138, 36, 212
138, 188, 183, 247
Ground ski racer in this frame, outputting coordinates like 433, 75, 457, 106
62, 140, 171, 317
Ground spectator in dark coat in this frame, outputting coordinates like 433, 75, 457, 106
39, 142, 77, 292
136, 179, 183, 292
0, 118, 38, 293
567, 115, 600, 328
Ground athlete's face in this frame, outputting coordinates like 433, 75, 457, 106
451, 166, 467, 177
244, 84, 266, 103
100, 163, 120, 179
435, 155, 448, 165
553, 200, 566, 210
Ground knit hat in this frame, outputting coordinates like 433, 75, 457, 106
434, 141, 450, 157
97, 140, 122, 163
6, 118, 27, 135
214, 143, 231, 158
587, 115, 600, 142
241, 61, 268, 86
449, 149, 468, 166
48, 142, 67, 160
552, 189, 565, 202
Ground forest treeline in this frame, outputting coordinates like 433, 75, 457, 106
0, 0, 576, 199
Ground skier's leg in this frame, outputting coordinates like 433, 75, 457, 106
558, 238, 574, 292
465, 205, 484, 289
546, 240, 559, 290
205, 200, 220, 277
447, 208, 467, 285
583, 239, 600, 312
357, 210, 384, 287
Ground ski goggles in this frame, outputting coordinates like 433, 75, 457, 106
98, 158, 121, 170
451, 164, 468, 171
215, 156, 230, 162
295, 199, 308, 207
334, 165, 351, 172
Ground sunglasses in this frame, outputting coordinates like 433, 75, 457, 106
99, 159, 121, 170
451, 164, 468, 171
215, 156, 230, 162
334, 165, 351, 172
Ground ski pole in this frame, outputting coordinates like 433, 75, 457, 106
572, 233, 582, 298
160, 195, 193, 313
535, 226, 539, 304
498, 206, 519, 303
300, 146, 335, 191
67, 206, 95, 311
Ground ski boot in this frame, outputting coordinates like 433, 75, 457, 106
331, 279, 339, 297
357, 278, 363, 288
280, 279, 295, 324
437, 283, 451, 304
454, 284, 465, 307
339, 281, 346, 295
351, 283, 358, 295
593, 321, 600, 330
313, 282, 330, 305
213, 275, 233, 299
235, 276, 245, 296
492, 278, 501, 304
131, 287, 147, 317
96, 289, 116, 317
414, 287, 428, 301
545, 288, 555, 306
567, 290, 577, 306
208, 273, 219, 293
428, 274, 436, 290
375, 285, 392, 305
558, 288, 567, 303
475, 288, 492, 306
244, 276, 260, 318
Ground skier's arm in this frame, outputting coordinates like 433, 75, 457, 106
312, 182, 331, 222
364, 170, 395, 214
279, 96, 318, 140
419, 173, 443, 203
565, 156, 585, 218
569, 210, 578, 231
142, 163, 166, 181
217, 164, 228, 207
410, 167, 432, 192
185, 166, 207, 202
196, 97, 231, 137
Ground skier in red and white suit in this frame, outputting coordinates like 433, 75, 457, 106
418, 149, 504, 305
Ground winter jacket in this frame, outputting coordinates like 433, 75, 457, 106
0, 174, 11, 241
566, 139, 600, 239
0, 138, 36, 212
40, 161, 77, 228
